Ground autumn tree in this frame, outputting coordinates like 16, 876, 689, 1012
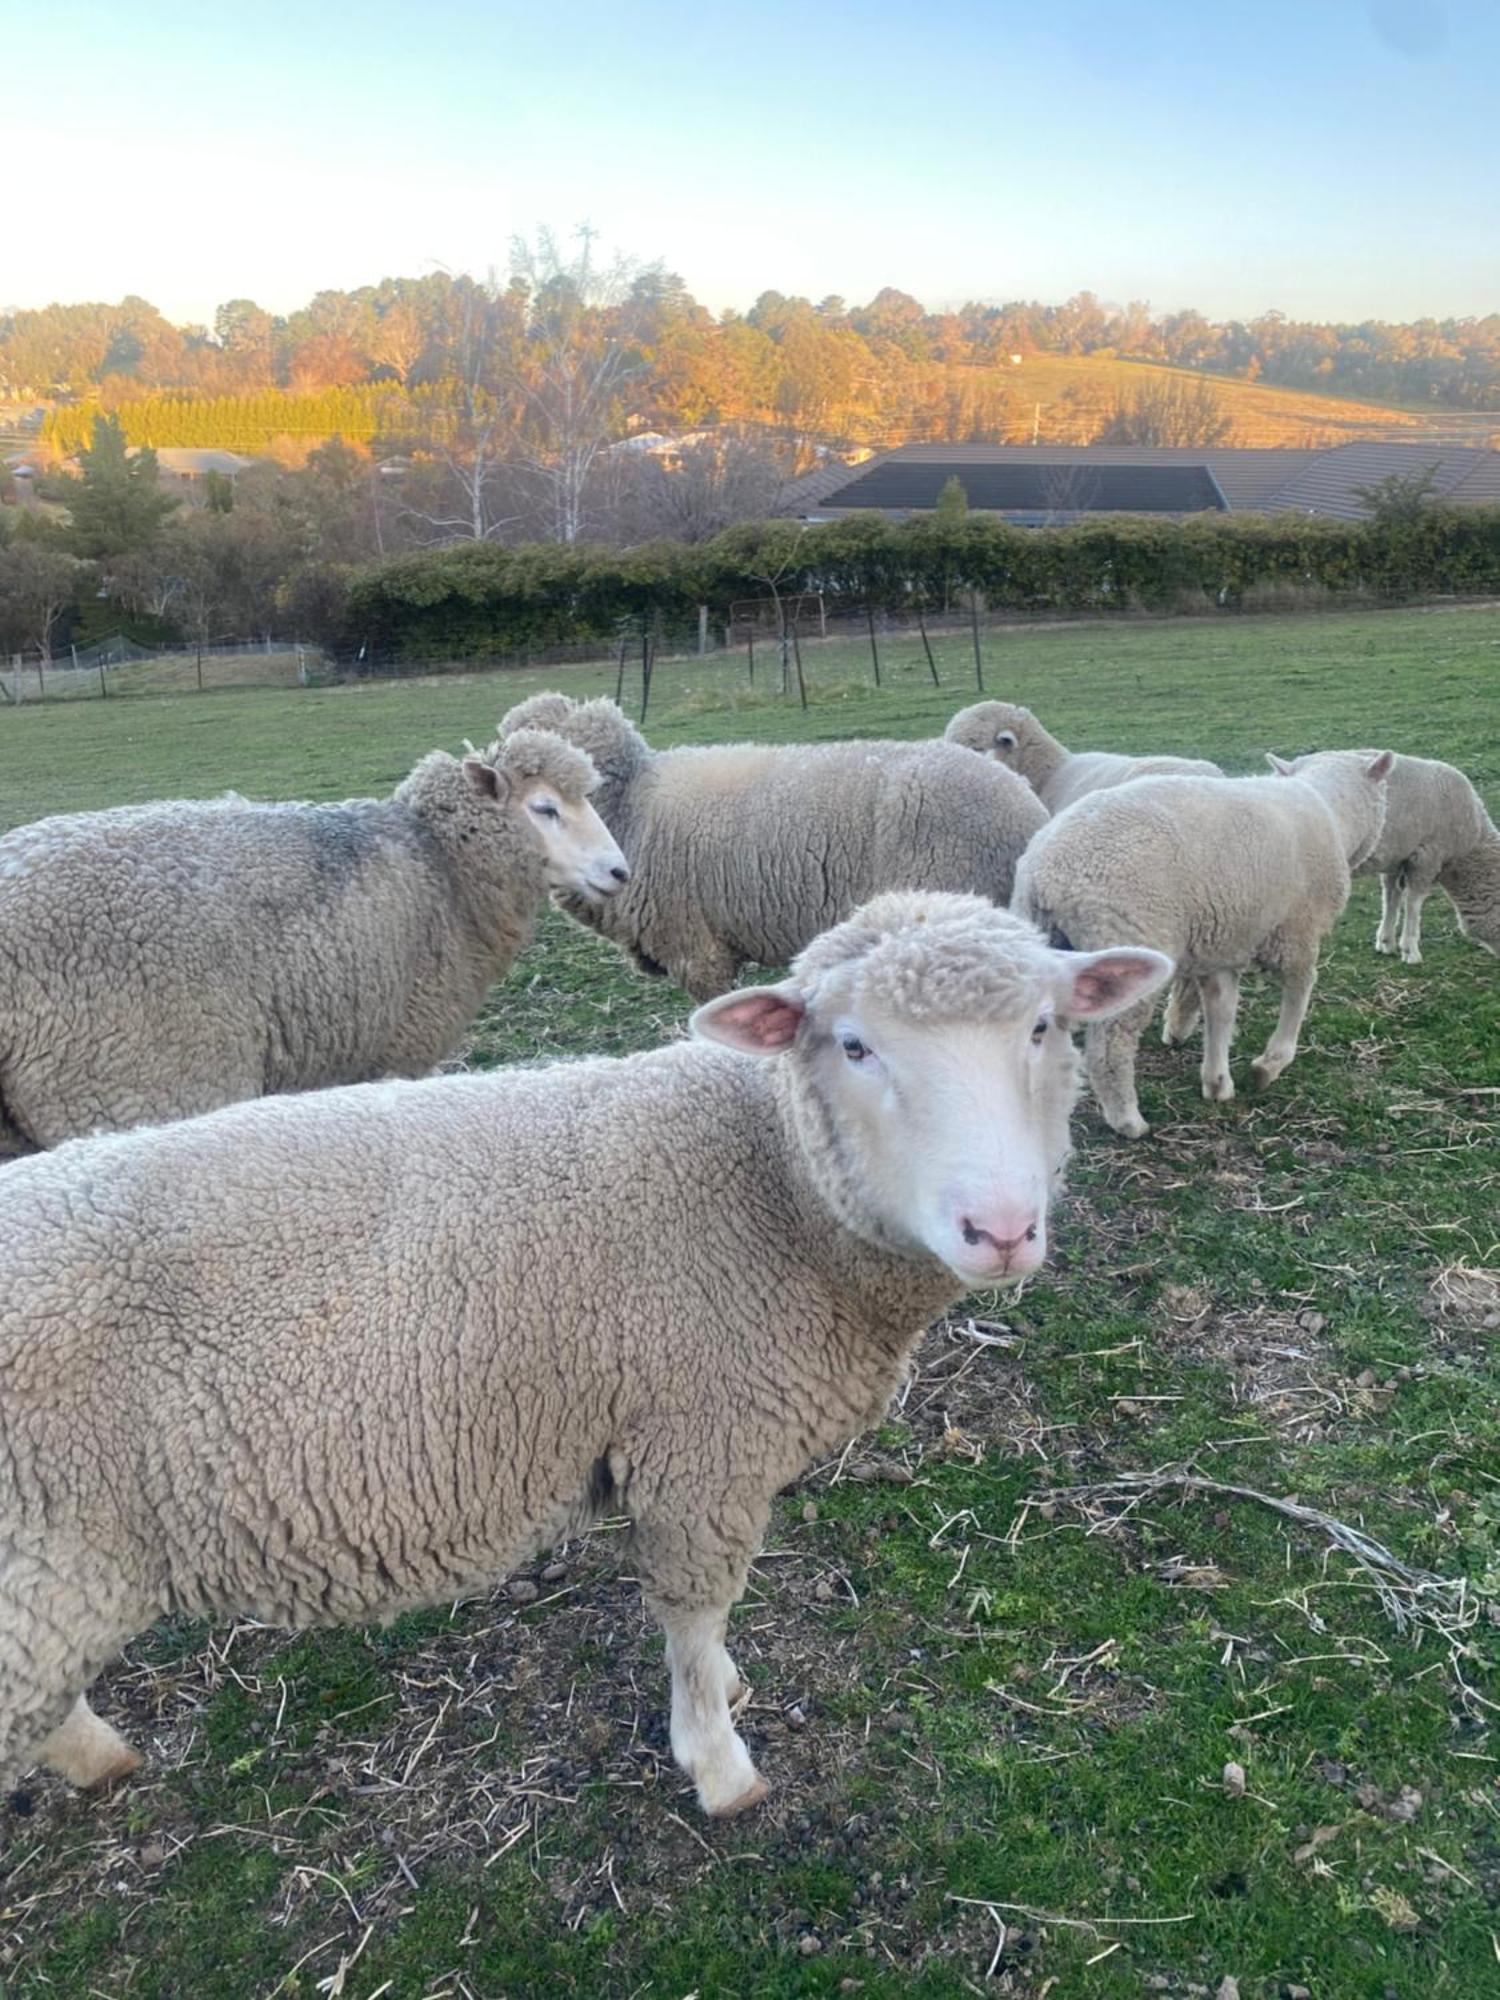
0, 541, 89, 659
1096, 376, 1233, 447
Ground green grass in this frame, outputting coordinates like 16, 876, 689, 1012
1, 604, 1497, 1999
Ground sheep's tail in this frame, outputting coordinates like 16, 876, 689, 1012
1439, 813, 1500, 956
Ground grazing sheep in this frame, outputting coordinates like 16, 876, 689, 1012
1013, 751, 1392, 1136
497, 694, 1048, 1000
0, 730, 626, 1158
945, 700, 1221, 812
1268, 750, 1499, 964
0, 891, 1169, 1815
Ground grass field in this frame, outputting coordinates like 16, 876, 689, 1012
0, 606, 1497, 1999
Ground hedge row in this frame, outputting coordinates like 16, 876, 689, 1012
343, 508, 1500, 658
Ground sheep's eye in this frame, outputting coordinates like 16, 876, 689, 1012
531, 801, 562, 822
1031, 1018, 1049, 1044
997, 732, 1017, 750
841, 1034, 871, 1063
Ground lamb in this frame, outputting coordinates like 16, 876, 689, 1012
1268, 750, 1499, 965
496, 693, 1049, 1000
945, 700, 1222, 811
1013, 751, 1393, 1137
0, 891, 1169, 1816
0, 729, 626, 1158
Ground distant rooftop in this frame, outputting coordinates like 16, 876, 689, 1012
785, 441, 1500, 523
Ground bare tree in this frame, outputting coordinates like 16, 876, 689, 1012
1096, 375, 1233, 447
395, 278, 528, 544
510, 227, 657, 543
611, 430, 795, 543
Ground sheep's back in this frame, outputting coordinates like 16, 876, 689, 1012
1014, 775, 1345, 965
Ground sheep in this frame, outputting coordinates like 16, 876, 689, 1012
497, 693, 1049, 1000
1013, 751, 1393, 1137
0, 729, 626, 1159
1268, 750, 1499, 965
945, 700, 1222, 812
0, 890, 1169, 1816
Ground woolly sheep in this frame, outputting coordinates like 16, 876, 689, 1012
0, 730, 626, 1158
1013, 751, 1393, 1136
497, 693, 1049, 1000
1268, 750, 1499, 965
945, 700, 1222, 811
0, 891, 1168, 1816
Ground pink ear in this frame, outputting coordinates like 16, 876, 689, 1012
690, 983, 806, 1055
1059, 948, 1174, 1020
1366, 750, 1395, 782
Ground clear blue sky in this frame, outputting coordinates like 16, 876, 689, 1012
8, 0, 1497, 326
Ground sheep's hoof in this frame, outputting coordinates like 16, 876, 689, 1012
1109, 1111, 1149, 1139
1202, 1074, 1235, 1103
82, 1743, 143, 1790
708, 1773, 770, 1818
726, 1677, 750, 1715
1374, 937, 1397, 955
1401, 949, 1423, 967
1249, 1059, 1282, 1091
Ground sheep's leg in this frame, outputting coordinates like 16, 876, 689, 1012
675, 936, 742, 1005
1, 1537, 150, 1790
658, 1605, 767, 1816
1398, 864, 1438, 965
1198, 970, 1240, 1102
1250, 957, 1318, 1089
1161, 978, 1202, 1047
1085, 997, 1154, 1138
36, 1694, 140, 1789
1375, 872, 1403, 954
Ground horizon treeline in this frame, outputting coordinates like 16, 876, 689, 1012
6, 271, 1500, 447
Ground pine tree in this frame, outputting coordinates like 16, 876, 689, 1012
66, 413, 180, 559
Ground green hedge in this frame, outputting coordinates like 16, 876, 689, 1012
343, 507, 1500, 659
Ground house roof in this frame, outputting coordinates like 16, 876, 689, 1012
802, 456, 1227, 515
785, 441, 1500, 522
145, 448, 255, 477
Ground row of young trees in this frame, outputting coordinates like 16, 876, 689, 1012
7, 237, 1500, 432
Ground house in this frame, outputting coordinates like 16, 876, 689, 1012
784, 441, 1500, 524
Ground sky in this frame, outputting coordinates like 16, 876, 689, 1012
6, 0, 1498, 329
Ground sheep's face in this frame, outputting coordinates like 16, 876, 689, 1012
693, 918, 1171, 1287
462, 753, 629, 905
518, 779, 629, 905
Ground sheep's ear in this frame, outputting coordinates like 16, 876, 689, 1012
1266, 752, 1295, 775
463, 756, 509, 801
1365, 750, 1395, 782
1055, 948, 1174, 1021
690, 981, 806, 1055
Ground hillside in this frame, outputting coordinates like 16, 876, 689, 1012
895, 354, 1500, 450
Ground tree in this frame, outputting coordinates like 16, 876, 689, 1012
1096, 376, 1233, 448
0, 542, 88, 659
65, 414, 180, 560
935, 475, 969, 525
1352, 464, 1441, 523
509, 226, 657, 542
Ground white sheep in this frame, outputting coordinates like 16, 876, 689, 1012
1269, 750, 1499, 965
0, 891, 1168, 1816
0, 729, 626, 1158
497, 693, 1048, 1000
945, 700, 1221, 811
1012, 752, 1393, 1136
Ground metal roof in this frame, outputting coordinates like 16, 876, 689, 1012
786, 441, 1500, 522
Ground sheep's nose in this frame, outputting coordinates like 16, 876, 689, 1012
610, 863, 630, 884
960, 1209, 1043, 1274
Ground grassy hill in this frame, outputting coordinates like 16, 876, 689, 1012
950, 354, 1500, 449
